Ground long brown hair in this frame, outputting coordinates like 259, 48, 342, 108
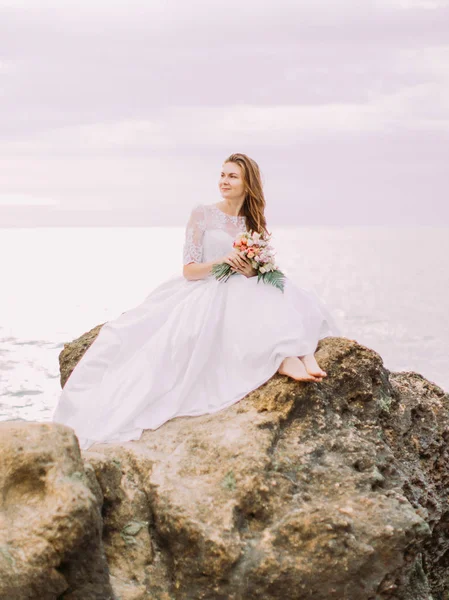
223, 153, 269, 236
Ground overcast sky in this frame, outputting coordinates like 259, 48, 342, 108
0, 0, 448, 226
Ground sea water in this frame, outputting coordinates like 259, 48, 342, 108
0, 226, 447, 424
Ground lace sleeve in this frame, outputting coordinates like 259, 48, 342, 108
183, 204, 206, 264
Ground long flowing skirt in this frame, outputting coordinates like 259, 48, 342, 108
52, 273, 341, 449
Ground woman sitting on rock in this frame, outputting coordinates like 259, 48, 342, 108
52, 152, 341, 450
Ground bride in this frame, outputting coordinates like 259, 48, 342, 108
52, 152, 341, 450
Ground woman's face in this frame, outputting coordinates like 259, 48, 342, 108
218, 162, 246, 201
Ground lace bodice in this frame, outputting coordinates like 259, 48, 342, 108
183, 203, 247, 265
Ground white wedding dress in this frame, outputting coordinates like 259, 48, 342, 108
53, 203, 341, 450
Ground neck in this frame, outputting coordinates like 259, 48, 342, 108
220, 199, 245, 216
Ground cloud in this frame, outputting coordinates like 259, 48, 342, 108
1, 1, 448, 136
2, 69, 448, 160
0, 193, 58, 206
0, 0, 448, 224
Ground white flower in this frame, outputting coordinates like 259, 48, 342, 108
259, 266, 266, 274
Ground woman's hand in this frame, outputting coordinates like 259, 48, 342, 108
222, 250, 257, 278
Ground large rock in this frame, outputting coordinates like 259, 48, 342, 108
0, 421, 113, 600
3, 330, 448, 599
59, 323, 105, 388
58, 329, 449, 599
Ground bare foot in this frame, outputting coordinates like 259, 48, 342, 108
278, 357, 322, 382
299, 354, 327, 378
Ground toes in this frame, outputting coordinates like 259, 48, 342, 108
307, 373, 321, 381
300, 358, 327, 378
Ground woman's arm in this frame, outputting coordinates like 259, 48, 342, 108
183, 251, 256, 281
183, 258, 223, 281
182, 205, 207, 278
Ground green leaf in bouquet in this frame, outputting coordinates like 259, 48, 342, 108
261, 269, 285, 292
211, 262, 236, 282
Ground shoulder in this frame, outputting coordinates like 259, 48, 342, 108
188, 203, 217, 220
190, 203, 216, 213
189, 203, 208, 214
186, 204, 208, 229
186, 203, 205, 217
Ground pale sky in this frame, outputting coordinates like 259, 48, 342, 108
0, 0, 448, 226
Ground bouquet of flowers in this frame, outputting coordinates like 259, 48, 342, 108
211, 231, 286, 292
